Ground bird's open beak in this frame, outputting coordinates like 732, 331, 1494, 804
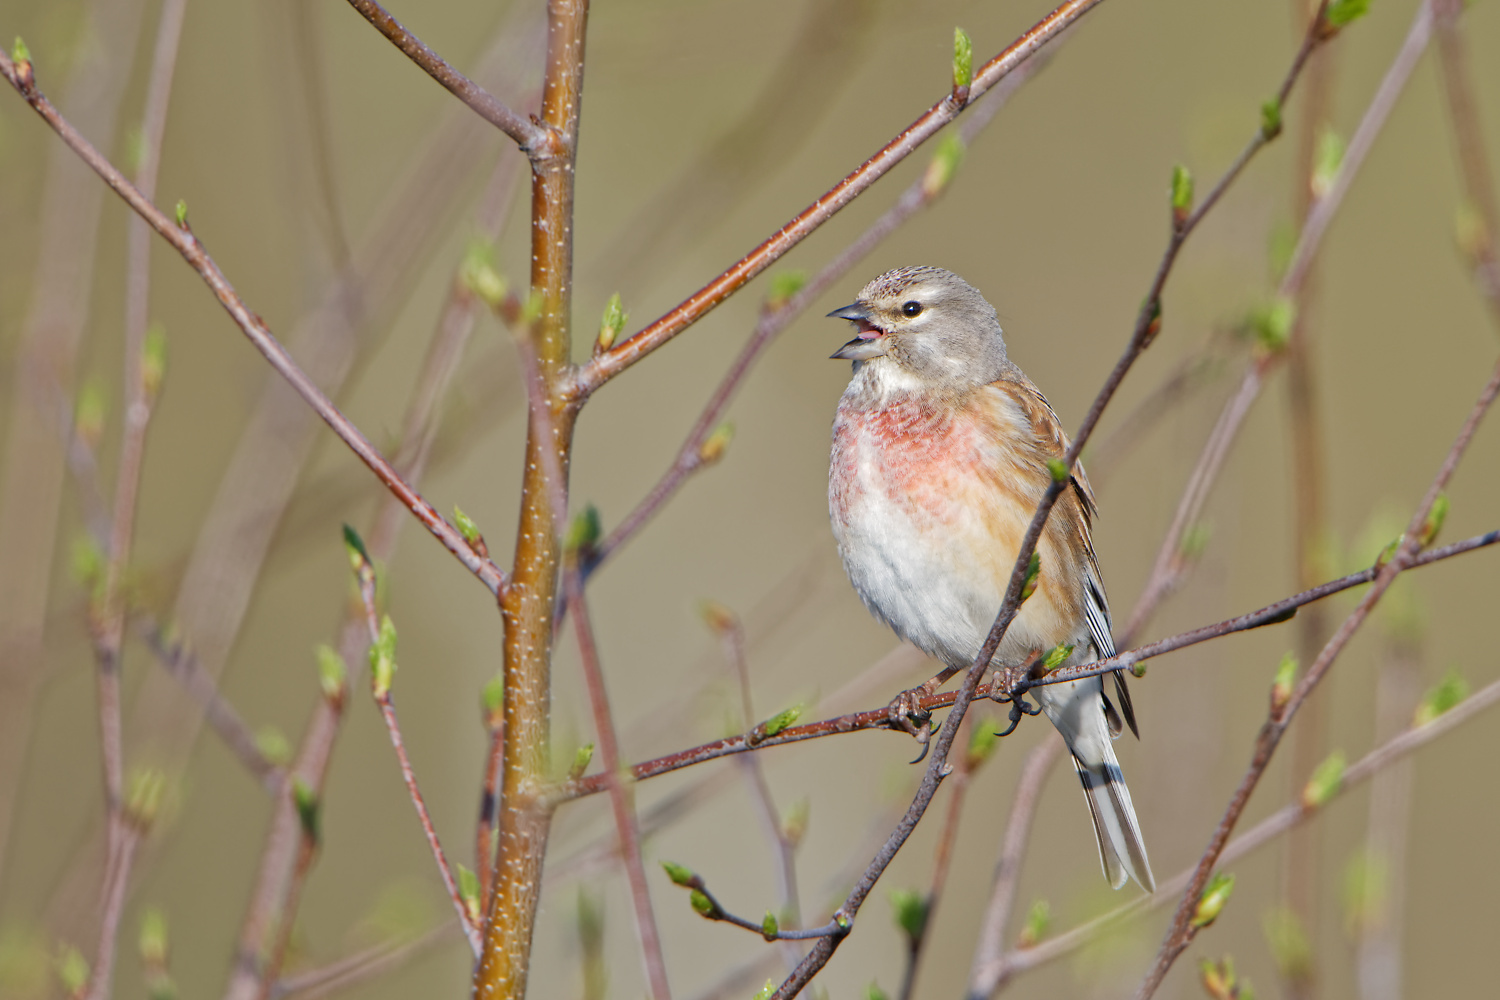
828, 302, 889, 360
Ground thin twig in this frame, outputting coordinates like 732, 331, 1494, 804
355, 583, 483, 958
568, 0, 1107, 397
0, 47, 507, 597
1434, 0, 1500, 328
272, 922, 459, 1000
1134, 348, 1500, 997
586, 51, 1053, 573
565, 566, 673, 1000
1121, 0, 1434, 644
554, 527, 1496, 798
980, 674, 1500, 992
136, 617, 283, 792
964, 735, 1064, 998
342, 0, 548, 152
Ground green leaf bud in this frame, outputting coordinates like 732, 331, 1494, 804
460, 241, 507, 309
1311, 128, 1345, 201
1041, 643, 1074, 673
1046, 457, 1069, 483
689, 889, 714, 917
457, 863, 482, 924
292, 778, 320, 843
766, 270, 808, 310
1018, 898, 1050, 947
482, 672, 505, 729
660, 860, 697, 887
564, 503, 601, 555
174, 199, 188, 228
142, 322, 168, 401
1413, 667, 1468, 727
1192, 871, 1235, 928
889, 888, 927, 943
698, 422, 734, 466
1271, 652, 1297, 713
922, 133, 966, 199
1263, 905, 1312, 982
1260, 98, 1282, 141
760, 703, 802, 738
761, 910, 779, 940
56, 943, 89, 995
596, 292, 626, 352
255, 726, 291, 767
1325, 0, 1371, 30
1019, 551, 1041, 603
1301, 750, 1346, 809
369, 615, 397, 699
1170, 164, 1194, 226
952, 27, 973, 94
315, 644, 347, 703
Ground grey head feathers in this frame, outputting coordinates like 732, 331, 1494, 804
827, 266, 1009, 390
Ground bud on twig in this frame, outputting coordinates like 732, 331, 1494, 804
922, 133, 965, 199
125, 767, 168, 828
1271, 652, 1297, 713
1041, 643, 1074, 673
457, 864, 482, 925
1310, 128, 1344, 201
1260, 98, 1282, 141
1300, 750, 1345, 810
174, 199, 189, 229
315, 644, 347, 705
952, 27, 973, 103
761, 911, 779, 941
1323, 0, 1371, 35
1170, 164, 1194, 227
889, 888, 927, 945
56, 943, 89, 997
596, 292, 626, 353
482, 672, 505, 730
765, 271, 808, 311
142, 323, 167, 401
1413, 668, 1467, 727
697, 422, 734, 466
1019, 552, 1041, 603
1017, 898, 1050, 947
564, 503, 601, 556
1192, 871, 1235, 928
292, 778, 320, 844
369, 615, 397, 699
1046, 458, 1069, 483
568, 743, 595, 780
460, 241, 507, 309
1417, 493, 1448, 548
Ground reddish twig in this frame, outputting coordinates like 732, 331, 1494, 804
977, 674, 1500, 992
342, 0, 548, 153
355, 580, 483, 958
1121, 0, 1434, 644
0, 46, 507, 597
964, 735, 1064, 998
568, 0, 1107, 398
587, 51, 1053, 573
558, 526, 1497, 801
136, 617, 283, 792
565, 568, 673, 1000
272, 922, 459, 1000
1134, 348, 1500, 997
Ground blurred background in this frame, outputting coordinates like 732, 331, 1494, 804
1, 0, 1498, 998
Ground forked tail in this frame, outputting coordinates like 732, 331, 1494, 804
1071, 747, 1155, 892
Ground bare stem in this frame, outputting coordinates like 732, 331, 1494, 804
0, 47, 506, 596
343, 0, 548, 152
1134, 350, 1500, 998
568, 0, 1107, 397
565, 568, 672, 1000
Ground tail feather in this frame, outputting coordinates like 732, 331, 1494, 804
1071, 754, 1155, 892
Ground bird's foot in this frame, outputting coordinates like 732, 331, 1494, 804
886, 682, 938, 762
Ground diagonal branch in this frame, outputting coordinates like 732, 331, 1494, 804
343, 0, 549, 153
0, 48, 508, 598
568, 0, 1107, 397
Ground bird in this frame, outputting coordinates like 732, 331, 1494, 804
826, 265, 1154, 892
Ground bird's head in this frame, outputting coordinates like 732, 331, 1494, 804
828, 266, 1008, 390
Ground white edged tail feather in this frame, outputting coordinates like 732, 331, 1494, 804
1072, 752, 1154, 892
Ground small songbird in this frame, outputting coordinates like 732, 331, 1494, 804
826, 266, 1154, 892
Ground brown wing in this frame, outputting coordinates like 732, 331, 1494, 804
995, 367, 1139, 739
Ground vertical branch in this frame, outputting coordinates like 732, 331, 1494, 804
1281, 3, 1337, 979
479, 2, 589, 996
566, 569, 672, 1000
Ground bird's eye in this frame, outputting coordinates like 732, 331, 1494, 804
901, 300, 923, 317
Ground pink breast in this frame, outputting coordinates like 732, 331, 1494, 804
834, 398, 989, 524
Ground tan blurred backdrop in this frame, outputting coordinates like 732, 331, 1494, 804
1, 0, 1498, 998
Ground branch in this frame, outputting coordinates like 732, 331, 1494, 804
558, 526, 1496, 799
343, 0, 549, 153
585, 52, 1053, 574
980, 674, 1500, 992
0, 47, 507, 598
1121, 0, 1434, 643
1134, 347, 1500, 997
568, 0, 1107, 397
565, 567, 673, 1000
